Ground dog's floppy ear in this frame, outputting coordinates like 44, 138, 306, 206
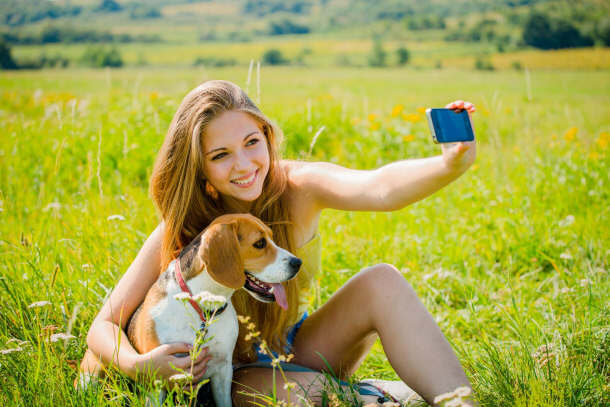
199, 221, 245, 289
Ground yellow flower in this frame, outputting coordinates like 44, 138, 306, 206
564, 127, 578, 142
416, 106, 427, 114
150, 92, 159, 101
403, 134, 415, 142
368, 113, 377, 122
402, 113, 421, 123
596, 132, 609, 149
391, 104, 404, 117
370, 122, 381, 131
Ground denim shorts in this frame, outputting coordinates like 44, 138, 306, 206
254, 312, 308, 362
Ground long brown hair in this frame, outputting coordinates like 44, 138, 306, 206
150, 80, 299, 362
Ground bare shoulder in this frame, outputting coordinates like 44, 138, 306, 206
281, 160, 335, 188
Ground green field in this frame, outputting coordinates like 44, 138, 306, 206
0, 65, 609, 406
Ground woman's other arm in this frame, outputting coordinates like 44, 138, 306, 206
86, 224, 209, 381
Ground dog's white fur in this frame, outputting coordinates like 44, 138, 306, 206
78, 214, 301, 407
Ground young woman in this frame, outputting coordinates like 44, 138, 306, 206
86, 80, 477, 406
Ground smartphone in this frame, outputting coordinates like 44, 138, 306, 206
426, 108, 475, 144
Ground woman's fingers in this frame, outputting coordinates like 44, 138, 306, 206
445, 100, 476, 113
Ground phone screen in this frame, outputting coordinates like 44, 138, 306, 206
426, 108, 475, 143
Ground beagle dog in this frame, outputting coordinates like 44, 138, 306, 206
78, 213, 302, 407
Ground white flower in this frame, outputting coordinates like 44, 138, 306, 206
107, 214, 125, 221
49, 333, 76, 342
434, 391, 458, 403
174, 292, 192, 301
27, 301, 51, 309
558, 215, 575, 227
0, 347, 23, 355
559, 252, 573, 260
193, 292, 226, 305
580, 279, 591, 287
454, 386, 471, 398
169, 373, 193, 382
43, 202, 61, 212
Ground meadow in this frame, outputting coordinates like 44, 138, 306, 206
0, 65, 608, 406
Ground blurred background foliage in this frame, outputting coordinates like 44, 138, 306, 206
1, 0, 609, 70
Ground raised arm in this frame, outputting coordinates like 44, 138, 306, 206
290, 101, 476, 213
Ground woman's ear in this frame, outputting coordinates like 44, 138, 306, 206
199, 222, 245, 289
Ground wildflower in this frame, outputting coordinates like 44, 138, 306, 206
596, 132, 608, 149
564, 127, 578, 142
434, 391, 457, 403
49, 333, 76, 342
391, 104, 404, 117
454, 386, 471, 398
169, 373, 193, 382
558, 214, 575, 227
1, 347, 23, 355
193, 291, 226, 305
284, 382, 296, 391
367, 113, 377, 122
370, 122, 381, 131
402, 134, 415, 142
579, 279, 591, 287
27, 301, 51, 309
559, 287, 574, 294
43, 202, 61, 212
174, 292, 192, 301
402, 113, 421, 123
559, 252, 573, 260
107, 214, 125, 221
416, 107, 427, 114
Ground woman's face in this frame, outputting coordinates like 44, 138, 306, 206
202, 110, 270, 208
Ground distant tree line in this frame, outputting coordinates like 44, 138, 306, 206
243, 0, 312, 16
1, 0, 160, 27
1, 26, 161, 45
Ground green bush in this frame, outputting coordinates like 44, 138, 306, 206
80, 46, 123, 68
262, 48, 288, 65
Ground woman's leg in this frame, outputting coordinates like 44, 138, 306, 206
232, 264, 473, 406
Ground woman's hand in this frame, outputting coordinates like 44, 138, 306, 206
440, 100, 477, 174
132, 342, 211, 387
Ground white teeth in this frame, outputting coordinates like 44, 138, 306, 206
269, 286, 274, 293
232, 172, 256, 185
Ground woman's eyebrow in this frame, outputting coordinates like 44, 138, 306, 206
205, 131, 260, 156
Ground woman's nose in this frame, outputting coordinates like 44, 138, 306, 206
234, 150, 251, 171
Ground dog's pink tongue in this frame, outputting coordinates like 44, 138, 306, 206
271, 283, 288, 310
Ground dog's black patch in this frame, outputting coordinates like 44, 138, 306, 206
178, 234, 202, 272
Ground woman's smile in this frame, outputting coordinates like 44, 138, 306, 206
231, 170, 258, 187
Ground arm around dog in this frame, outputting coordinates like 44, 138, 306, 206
86, 223, 210, 382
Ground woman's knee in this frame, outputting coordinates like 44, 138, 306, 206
353, 263, 418, 301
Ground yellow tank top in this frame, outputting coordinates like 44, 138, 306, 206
294, 233, 322, 320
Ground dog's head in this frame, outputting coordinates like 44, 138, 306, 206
192, 214, 301, 310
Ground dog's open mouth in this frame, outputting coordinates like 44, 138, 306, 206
244, 272, 288, 310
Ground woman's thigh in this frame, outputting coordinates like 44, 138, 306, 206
290, 263, 409, 378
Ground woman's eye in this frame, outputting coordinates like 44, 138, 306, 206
211, 152, 227, 160
253, 238, 266, 249
246, 138, 259, 146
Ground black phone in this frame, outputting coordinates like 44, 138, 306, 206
426, 108, 475, 144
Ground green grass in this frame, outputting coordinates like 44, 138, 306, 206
0, 65, 608, 406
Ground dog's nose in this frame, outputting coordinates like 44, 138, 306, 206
289, 257, 302, 272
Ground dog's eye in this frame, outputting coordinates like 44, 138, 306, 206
253, 238, 266, 249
